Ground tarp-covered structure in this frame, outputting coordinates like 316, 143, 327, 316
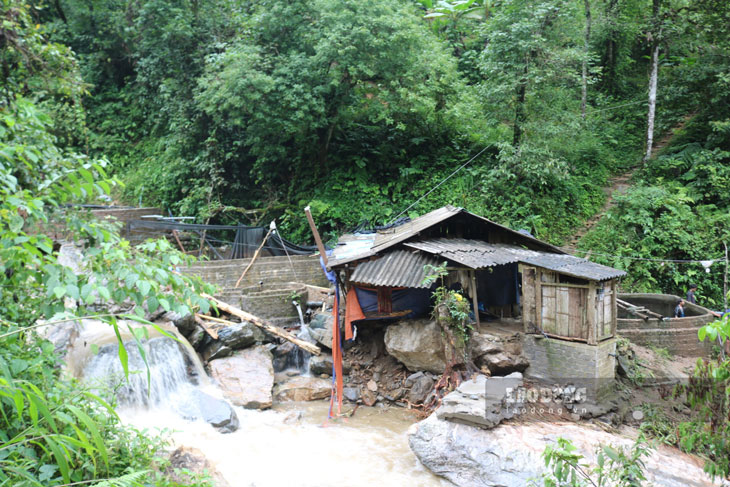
127, 219, 316, 259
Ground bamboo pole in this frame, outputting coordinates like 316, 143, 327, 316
234, 227, 273, 288
201, 293, 321, 355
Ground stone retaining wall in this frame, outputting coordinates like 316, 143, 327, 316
617, 294, 715, 357
183, 255, 328, 289
523, 335, 616, 402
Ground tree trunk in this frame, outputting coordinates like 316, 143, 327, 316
644, 41, 659, 161
581, 0, 592, 120
513, 61, 528, 148
644, 0, 663, 162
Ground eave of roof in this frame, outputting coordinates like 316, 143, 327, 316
349, 249, 440, 289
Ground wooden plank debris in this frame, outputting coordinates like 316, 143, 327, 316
201, 293, 321, 355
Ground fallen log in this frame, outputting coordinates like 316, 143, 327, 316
193, 314, 219, 340
201, 293, 321, 356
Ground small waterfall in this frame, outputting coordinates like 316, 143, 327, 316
82, 336, 201, 409
273, 326, 313, 375
293, 300, 305, 328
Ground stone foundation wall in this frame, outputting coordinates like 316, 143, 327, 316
183, 255, 328, 289
523, 335, 616, 402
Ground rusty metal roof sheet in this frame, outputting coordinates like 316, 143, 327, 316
404, 238, 626, 281
349, 250, 441, 289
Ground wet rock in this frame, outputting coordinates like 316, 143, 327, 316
187, 325, 206, 349
309, 352, 350, 376
407, 374, 434, 404
208, 346, 274, 409
201, 321, 264, 361
409, 414, 719, 487
384, 319, 446, 374
435, 373, 523, 429
164, 311, 197, 337
274, 376, 331, 402
166, 447, 230, 487
191, 390, 239, 433
343, 387, 360, 402
307, 319, 333, 350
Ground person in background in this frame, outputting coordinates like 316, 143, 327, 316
686, 284, 698, 304
674, 299, 685, 318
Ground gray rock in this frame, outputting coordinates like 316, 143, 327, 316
408, 374, 434, 404
309, 312, 333, 330
435, 374, 523, 429
200, 321, 263, 361
187, 325, 206, 349
343, 387, 360, 402
190, 390, 239, 433
208, 345, 274, 409
405, 371, 425, 387
309, 352, 350, 376
384, 319, 446, 373
471, 332, 529, 375
164, 311, 197, 337
274, 376, 331, 402
307, 321, 333, 350
409, 413, 719, 487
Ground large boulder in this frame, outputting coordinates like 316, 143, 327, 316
200, 322, 265, 361
384, 319, 446, 374
274, 376, 331, 402
309, 352, 350, 376
409, 415, 720, 487
208, 346, 274, 409
470, 332, 529, 375
436, 373, 522, 429
307, 312, 334, 350
187, 390, 239, 434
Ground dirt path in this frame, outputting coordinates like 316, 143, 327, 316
565, 115, 694, 249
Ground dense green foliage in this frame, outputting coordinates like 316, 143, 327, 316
1, 2, 213, 484
36, 0, 729, 290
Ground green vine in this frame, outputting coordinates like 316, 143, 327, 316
423, 262, 474, 345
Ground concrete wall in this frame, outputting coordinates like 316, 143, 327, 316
617, 293, 715, 357
182, 255, 329, 289
523, 335, 616, 402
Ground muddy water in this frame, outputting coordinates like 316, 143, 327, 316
70, 321, 445, 487
122, 401, 447, 487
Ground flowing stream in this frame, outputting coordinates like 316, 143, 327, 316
68, 321, 445, 487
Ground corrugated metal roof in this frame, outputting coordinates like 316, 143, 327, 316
349, 250, 441, 289
328, 205, 566, 268
371, 206, 461, 253
404, 238, 626, 281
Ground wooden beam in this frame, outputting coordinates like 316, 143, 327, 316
470, 270, 480, 331
201, 293, 321, 355
587, 281, 597, 345
541, 282, 590, 289
304, 206, 328, 268
193, 314, 219, 339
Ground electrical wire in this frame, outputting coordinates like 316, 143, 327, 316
387, 145, 491, 225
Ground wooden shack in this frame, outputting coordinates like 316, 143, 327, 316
328, 205, 625, 345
